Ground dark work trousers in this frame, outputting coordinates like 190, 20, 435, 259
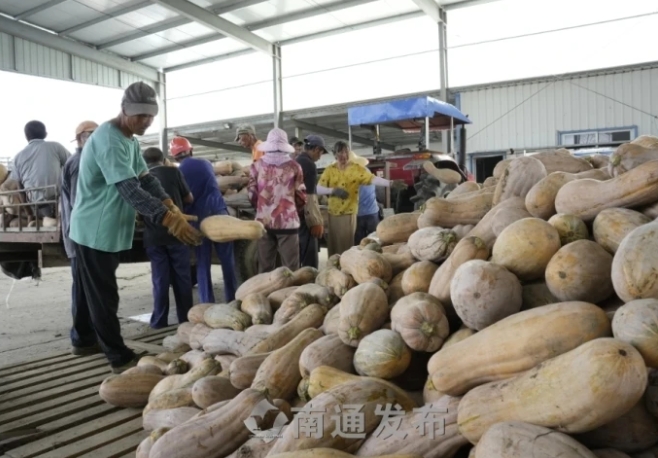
69, 255, 95, 348
298, 218, 318, 269
196, 237, 237, 303
258, 231, 299, 273
146, 244, 193, 329
354, 213, 380, 245
74, 243, 136, 367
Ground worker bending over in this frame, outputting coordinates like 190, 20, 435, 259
170, 136, 238, 303
142, 147, 194, 329
248, 128, 306, 273
69, 82, 203, 373
61, 120, 97, 355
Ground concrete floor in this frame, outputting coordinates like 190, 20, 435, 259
0, 250, 329, 367
0, 262, 227, 366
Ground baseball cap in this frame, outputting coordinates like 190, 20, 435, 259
304, 134, 328, 154
72, 120, 98, 142
121, 82, 159, 117
235, 124, 256, 141
74, 120, 98, 136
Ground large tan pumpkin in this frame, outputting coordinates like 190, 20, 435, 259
407, 227, 457, 262
149, 389, 267, 458
376, 213, 420, 245
493, 156, 547, 205
299, 334, 356, 378
450, 260, 522, 330
548, 213, 589, 246
418, 190, 494, 228
576, 400, 658, 453
457, 338, 648, 444
611, 222, 658, 302
465, 197, 531, 250
491, 218, 561, 281
554, 160, 658, 222
545, 240, 614, 303
612, 299, 658, 367
428, 236, 489, 311
200, 215, 265, 242
268, 379, 415, 454
354, 395, 468, 457
338, 282, 389, 347
593, 208, 651, 254
353, 329, 411, 379
428, 301, 611, 396
401, 261, 439, 295
530, 148, 594, 174
474, 421, 597, 458
521, 281, 558, 310
609, 143, 658, 177
340, 247, 393, 284
525, 168, 610, 220
99, 373, 165, 408
390, 292, 449, 352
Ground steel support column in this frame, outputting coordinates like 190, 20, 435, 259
273, 45, 283, 129
155, 72, 168, 155
438, 8, 448, 103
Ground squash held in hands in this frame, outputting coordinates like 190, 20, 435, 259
200, 215, 266, 242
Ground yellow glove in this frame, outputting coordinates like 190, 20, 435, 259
162, 211, 203, 245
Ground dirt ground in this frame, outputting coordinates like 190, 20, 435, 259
0, 250, 329, 367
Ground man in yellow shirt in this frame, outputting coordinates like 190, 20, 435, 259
235, 124, 263, 162
318, 141, 401, 256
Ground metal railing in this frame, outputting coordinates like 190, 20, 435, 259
0, 184, 59, 232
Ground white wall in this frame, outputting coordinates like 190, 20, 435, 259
459, 65, 658, 153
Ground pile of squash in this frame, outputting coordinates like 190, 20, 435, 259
99, 136, 658, 458
212, 159, 252, 216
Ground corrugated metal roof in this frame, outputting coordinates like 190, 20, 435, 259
0, 0, 493, 75
137, 59, 658, 159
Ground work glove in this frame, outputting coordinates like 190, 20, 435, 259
162, 198, 182, 215
390, 179, 408, 191
331, 188, 349, 199
310, 224, 324, 238
162, 211, 203, 246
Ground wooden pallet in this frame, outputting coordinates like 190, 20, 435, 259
0, 326, 178, 458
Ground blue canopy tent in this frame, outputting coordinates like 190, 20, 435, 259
346, 95, 471, 154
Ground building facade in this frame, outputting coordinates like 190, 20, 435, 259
456, 62, 658, 180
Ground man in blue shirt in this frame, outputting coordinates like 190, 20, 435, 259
354, 184, 381, 245
169, 136, 238, 303
69, 82, 203, 373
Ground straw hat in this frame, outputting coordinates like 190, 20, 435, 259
349, 150, 369, 167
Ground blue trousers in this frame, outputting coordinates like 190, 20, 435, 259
196, 237, 237, 303
146, 244, 193, 328
70, 256, 95, 348
355, 213, 380, 245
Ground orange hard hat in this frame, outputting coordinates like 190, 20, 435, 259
169, 136, 193, 157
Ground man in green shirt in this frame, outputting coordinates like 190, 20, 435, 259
69, 82, 203, 373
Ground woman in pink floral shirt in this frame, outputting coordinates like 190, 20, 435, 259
248, 128, 307, 273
